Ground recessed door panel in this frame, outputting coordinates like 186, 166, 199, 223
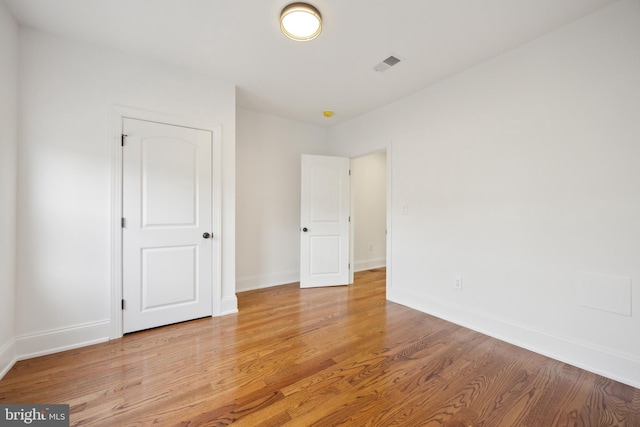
310, 165, 341, 223
142, 138, 198, 227
141, 245, 198, 310
309, 235, 341, 275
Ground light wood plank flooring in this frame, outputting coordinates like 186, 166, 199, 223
1, 268, 638, 426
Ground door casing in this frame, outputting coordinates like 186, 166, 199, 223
110, 105, 222, 339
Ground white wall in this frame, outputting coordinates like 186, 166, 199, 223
236, 108, 331, 291
15, 29, 236, 358
328, 0, 640, 387
352, 151, 387, 271
0, 0, 18, 378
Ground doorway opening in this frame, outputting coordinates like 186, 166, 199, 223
351, 150, 387, 274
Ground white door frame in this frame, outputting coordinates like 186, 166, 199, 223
109, 105, 222, 339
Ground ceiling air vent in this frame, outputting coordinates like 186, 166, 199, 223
373, 54, 402, 73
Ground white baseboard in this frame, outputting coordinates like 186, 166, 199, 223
0, 338, 17, 380
16, 320, 110, 361
236, 270, 299, 292
354, 258, 386, 272
220, 295, 238, 315
388, 287, 640, 389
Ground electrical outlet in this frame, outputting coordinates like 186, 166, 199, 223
454, 277, 463, 290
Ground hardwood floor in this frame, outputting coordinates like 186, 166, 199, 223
1, 268, 638, 426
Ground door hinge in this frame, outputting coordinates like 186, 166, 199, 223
349, 216, 351, 222
348, 263, 351, 270
121, 299, 125, 310
121, 134, 127, 146
121, 217, 125, 228
349, 169, 351, 176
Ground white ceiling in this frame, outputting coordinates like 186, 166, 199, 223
3, 0, 617, 126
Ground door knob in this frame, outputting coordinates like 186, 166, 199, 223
202, 232, 212, 239
302, 227, 308, 232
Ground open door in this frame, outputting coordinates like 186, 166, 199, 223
300, 155, 351, 288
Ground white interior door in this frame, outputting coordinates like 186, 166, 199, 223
122, 118, 213, 333
300, 155, 351, 288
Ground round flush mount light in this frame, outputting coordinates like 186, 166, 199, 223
280, 3, 322, 41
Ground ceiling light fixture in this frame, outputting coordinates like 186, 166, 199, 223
280, 3, 322, 41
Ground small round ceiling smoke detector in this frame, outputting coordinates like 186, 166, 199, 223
280, 3, 322, 41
